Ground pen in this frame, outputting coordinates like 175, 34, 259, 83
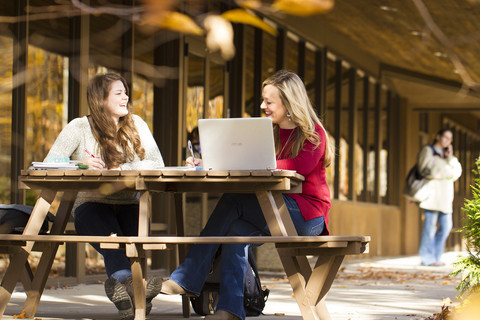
85, 149, 96, 158
187, 140, 196, 167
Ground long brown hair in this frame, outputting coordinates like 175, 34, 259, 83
87, 73, 145, 168
263, 70, 334, 167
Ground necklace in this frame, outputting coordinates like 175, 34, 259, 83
277, 129, 295, 160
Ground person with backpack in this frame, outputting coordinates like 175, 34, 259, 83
159, 70, 334, 320
417, 128, 462, 266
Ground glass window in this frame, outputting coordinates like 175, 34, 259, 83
26, 45, 68, 204
380, 87, 388, 201
304, 45, 316, 104
244, 26, 255, 117
0, 36, 12, 203
185, 53, 205, 159
285, 34, 298, 72
339, 65, 350, 200
131, 74, 154, 130
324, 58, 336, 197
355, 75, 366, 199
26, 45, 68, 165
366, 81, 377, 199
206, 61, 224, 119
262, 32, 276, 80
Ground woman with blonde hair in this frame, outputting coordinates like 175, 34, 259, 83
45, 73, 164, 319
160, 70, 333, 320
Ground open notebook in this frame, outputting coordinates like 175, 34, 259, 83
198, 118, 276, 171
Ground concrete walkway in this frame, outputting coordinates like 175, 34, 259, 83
4, 251, 465, 320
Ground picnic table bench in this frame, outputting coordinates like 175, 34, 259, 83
0, 169, 370, 320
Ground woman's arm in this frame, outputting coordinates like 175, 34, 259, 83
44, 118, 82, 161
276, 127, 324, 176
430, 155, 462, 181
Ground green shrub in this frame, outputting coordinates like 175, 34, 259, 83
451, 157, 480, 298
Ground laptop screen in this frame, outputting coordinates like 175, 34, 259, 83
198, 118, 277, 171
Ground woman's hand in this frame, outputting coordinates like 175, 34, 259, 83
186, 156, 202, 167
81, 157, 106, 170
444, 144, 453, 158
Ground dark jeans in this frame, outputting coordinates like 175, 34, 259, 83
74, 202, 139, 279
169, 193, 325, 320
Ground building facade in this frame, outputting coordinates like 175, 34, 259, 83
1, 0, 479, 272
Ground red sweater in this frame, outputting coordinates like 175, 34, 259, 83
276, 123, 331, 235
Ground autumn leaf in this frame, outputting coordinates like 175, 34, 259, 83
272, 0, 334, 16
222, 9, 277, 36
13, 310, 26, 318
235, 0, 263, 10
142, 11, 204, 35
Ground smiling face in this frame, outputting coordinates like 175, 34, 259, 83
104, 80, 129, 125
261, 84, 295, 129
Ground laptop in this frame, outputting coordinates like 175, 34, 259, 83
198, 118, 277, 171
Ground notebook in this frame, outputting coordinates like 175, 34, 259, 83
198, 118, 277, 171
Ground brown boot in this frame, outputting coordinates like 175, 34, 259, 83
205, 310, 240, 320
160, 279, 187, 295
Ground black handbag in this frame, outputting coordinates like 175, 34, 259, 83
190, 247, 270, 317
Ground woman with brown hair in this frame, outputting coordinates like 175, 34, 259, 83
45, 73, 164, 319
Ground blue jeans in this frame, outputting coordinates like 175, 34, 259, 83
419, 210, 453, 265
74, 202, 139, 281
169, 193, 325, 320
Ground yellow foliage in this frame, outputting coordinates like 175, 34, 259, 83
455, 292, 480, 320
222, 9, 277, 36
272, 0, 334, 16
142, 11, 204, 35
235, 0, 263, 10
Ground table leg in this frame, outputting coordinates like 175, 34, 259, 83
256, 191, 297, 236
0, 189, 58, 317
173, 193, 191, 318
256, 190, 341, 320
129, 244, 146, 320
277, 248, 345, 320
23, 191, 77, 317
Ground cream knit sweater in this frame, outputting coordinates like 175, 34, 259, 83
44, 114, 165, 212
417, 145, 462, 214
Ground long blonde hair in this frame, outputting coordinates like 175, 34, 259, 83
87, 73, 145, 168
263, 70, 334, 167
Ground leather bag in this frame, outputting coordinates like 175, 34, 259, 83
403, 164, 431, 203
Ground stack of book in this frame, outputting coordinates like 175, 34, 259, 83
31, 161, 79, 170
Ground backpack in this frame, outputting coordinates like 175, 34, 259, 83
190, 247, 270, 317
0, 204, 49, 234
403, 145, 436, 203
403, 164, 431, 203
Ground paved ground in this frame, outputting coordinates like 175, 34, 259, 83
3, 251, 465, 320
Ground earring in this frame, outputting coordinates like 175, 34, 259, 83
286, 112, 292, 121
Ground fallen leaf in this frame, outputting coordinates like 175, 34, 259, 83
13, 310, 26, 318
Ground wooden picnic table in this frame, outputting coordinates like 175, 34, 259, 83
0, 169, 369, 320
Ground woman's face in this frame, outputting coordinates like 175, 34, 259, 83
261, 84, 294, 129
104, 80, 129, 124
437, 131, 453, 149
